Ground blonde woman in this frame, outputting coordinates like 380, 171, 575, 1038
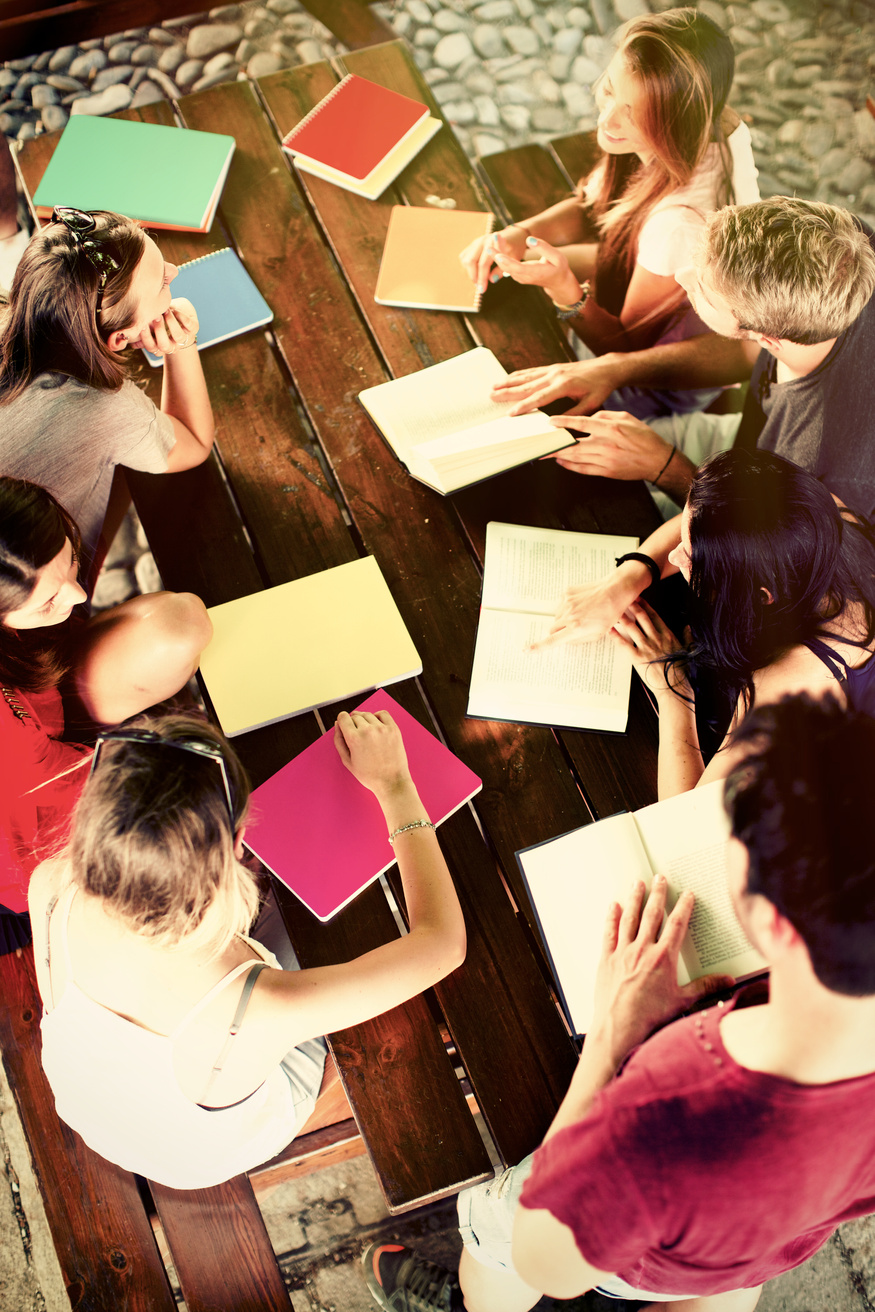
461, 7, 759, 420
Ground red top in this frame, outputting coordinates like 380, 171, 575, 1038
0, 685, 90, 913
522, 998, 875, 1296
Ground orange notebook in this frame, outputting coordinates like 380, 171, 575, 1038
282, 74, 441, 200
374, 206, 494, 312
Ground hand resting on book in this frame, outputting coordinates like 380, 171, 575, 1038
489, 357, 625, 418
590, 874, 735, 1070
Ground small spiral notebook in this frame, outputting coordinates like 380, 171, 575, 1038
281, 73, 441, 199
142, 247, 273, 366
374, 206, 494, 312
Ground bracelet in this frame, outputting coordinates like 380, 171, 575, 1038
615, 552, 660, 590
388, 819, 436, 845
653, 444, 677, 488
179, 335, 198, 350
553, 280, 591, 320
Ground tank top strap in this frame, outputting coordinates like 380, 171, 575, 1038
804, 637, 850, 682
197, 961, 272, 1106
169, 958, 264, 1040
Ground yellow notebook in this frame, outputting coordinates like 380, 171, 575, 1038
374, 206, 494, 311
200, 557, 422, 737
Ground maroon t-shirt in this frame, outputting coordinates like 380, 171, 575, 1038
521, 998, 875, 1296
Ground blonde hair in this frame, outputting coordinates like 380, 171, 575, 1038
584, 7, 735, 289
69, 715, 259, 956
702, 198, 875, 345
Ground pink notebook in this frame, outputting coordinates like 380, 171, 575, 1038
243, 691, 481, 921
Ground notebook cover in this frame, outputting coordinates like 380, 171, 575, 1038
374, 206, 493, 311
200, 557, 422, 737
32, 116, 235, 232
142, 247, 273, 365
281, 74, 428, 182
244, 690, 482, 921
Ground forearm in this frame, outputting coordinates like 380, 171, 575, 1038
655, 688, 704, 798
377, 779, 466, 966
161, 347, 214, 451
518, 196, 591, 249
542, 1031, 618, 1142
595, 336, 757, 391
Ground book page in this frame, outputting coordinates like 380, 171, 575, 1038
481, 521, 638, 616
467, 610, 632, 732
634, 781, 767, 983
518, 813, 654, 1036
358, 348, 519, 458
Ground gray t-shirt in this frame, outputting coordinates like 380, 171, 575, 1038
0, 374, 175, 581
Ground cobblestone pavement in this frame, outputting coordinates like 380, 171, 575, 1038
1, 3, 874, 1310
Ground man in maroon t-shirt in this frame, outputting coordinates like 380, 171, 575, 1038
364, 696, 875, 1312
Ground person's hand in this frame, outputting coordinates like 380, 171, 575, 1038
133, 297, 200, 356
612, 599, 689, 698
528, 573, 639, 651
590, 875, 735, 1066
333, 709, 412, 799
491, 234, 582, 306
544, 411, 673, 481
490, 359, 625, 417
459, 224, 528, 292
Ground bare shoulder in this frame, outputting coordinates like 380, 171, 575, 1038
753, 644, 846, 703
28, 857, 70, 917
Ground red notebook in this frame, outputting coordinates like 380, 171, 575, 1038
243, 691, 481, 921
281, 74, 441, 200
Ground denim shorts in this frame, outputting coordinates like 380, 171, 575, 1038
456, 1155, 688, 1302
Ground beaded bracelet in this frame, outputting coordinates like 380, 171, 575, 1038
388, 819, 436, 845
553, 280, 591, 320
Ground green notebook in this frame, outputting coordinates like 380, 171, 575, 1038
33, 116, 236, 233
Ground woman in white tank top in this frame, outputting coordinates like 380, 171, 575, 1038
28, 710, 466, 1189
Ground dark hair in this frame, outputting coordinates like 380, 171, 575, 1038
586, 7, 735, 318
672, 449, 875, 712
70, 714, 258, 953
0, 476, 81, 691
0, 211, 146, 401
726, 695, 875, 996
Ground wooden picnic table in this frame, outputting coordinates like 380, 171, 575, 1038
14, 38, 662, 1226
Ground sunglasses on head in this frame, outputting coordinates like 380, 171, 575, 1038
52, 206, 122, 310
89, 727, 235, 824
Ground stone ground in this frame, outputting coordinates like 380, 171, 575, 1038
1, 1, 875, 1309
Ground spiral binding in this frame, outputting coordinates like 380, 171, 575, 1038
283, 74, 353, 148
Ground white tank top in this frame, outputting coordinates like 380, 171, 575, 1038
39, 886, 300, 1189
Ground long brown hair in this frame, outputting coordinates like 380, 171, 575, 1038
584, 7, 736, 318
0, 476, 81, 693
0, 211, 145, 402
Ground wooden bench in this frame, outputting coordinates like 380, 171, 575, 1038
6, 36, 667, 1309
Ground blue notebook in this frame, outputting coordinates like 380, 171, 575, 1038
143, 247, 273, 366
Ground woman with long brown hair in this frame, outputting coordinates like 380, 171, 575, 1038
0, 207, 214, 588
461, 7, 759, 420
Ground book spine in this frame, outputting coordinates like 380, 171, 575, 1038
282, 73, 352, 148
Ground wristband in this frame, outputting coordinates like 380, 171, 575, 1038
653, 444, 677, 488
388, 819, 436, 845
615, 552, 660, 590
553, 280, 591, 320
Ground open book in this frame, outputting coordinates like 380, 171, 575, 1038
358, 348, 573, 495
467, 522, 639, 732
517, 779, 767, 1036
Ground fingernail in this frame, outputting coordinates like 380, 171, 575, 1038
526, 236, 538, 247
502, 271, 510, 278
490, 271, 501, 283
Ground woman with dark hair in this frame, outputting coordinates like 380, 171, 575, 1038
0, 476, 211, 945
26, 709, 465, 1189
461, 7, 759, 421
614, 448, 875, 797
0, 207, 214, 587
